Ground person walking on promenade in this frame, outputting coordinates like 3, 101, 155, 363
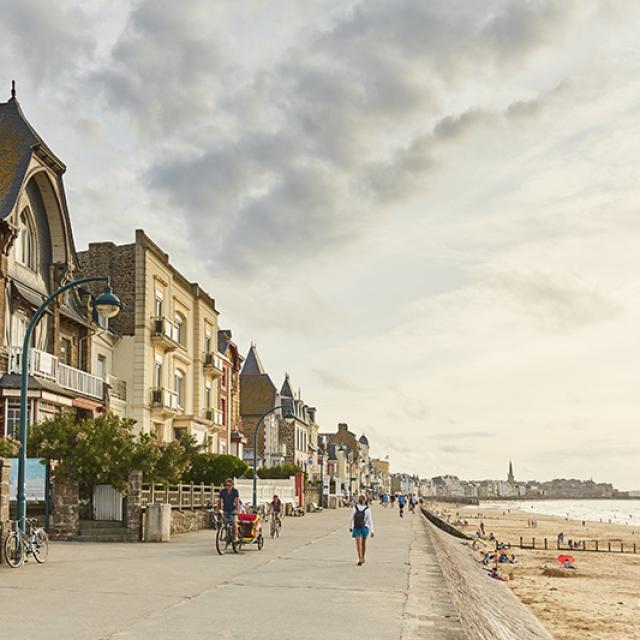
350, 494, 374, 566
397, 493, 406, 518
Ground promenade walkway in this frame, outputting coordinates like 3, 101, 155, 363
0, 505, 464, 639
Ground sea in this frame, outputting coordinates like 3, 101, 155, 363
464, 499, 640, 526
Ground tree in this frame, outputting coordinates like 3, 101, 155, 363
0, 436, 20, 458
257, 463, 303, 479
184, 453, 250, 485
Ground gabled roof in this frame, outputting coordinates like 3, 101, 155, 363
241, 344, 266, 376
280, 373, 295, 398
0, 88, 65, 221
359, 433, 369, 445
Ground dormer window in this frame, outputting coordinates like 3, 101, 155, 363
16, 208, 35, 270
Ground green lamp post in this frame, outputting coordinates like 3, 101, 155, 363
16, 276, 121, 532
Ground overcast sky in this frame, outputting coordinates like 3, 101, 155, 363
2, 0, 640, 489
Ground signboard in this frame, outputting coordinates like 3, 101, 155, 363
9, 458, 47, 502
322, 475, 330, 496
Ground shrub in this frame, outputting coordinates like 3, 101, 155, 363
184, 453, 249, 485
0, 436, 20, 458
257, 463, 303, 479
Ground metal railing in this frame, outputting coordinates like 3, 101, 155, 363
141, 483, 220, 510
150, 387, 180, 411
8, 346, 104, 399
150, 317, 181, 345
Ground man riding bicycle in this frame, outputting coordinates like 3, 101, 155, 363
269, 494, 283, 524
217, 477, 240, 542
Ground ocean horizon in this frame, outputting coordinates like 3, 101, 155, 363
467, 499, 640, 526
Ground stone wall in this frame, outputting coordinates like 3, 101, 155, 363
126, 470, 143, 540
50, 475, 80, 540
0, 459, 11, 565
423, 514, 553, 640
422, 507, 471, 540
304, 484, 322, 511
171, 509, 210, 535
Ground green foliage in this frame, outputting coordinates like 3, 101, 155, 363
29, 413, 204, 490
257, 463, 303, 479
0, 436, 20, 458
184, 453, 249, 485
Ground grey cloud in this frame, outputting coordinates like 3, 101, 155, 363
312, 369, 362, 393
93, 0, 587, 276
491, 272, 620, 332
436, 444, 470, 455
430, 431, 495, 440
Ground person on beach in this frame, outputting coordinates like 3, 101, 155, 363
350, 494, 374, 566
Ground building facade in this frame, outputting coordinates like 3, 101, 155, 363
0, 88, 108, 437
78, 230, 228, 451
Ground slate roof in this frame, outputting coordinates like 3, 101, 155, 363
359, 433, 369, 445
280, 373, 295, 398
241, 345, 266, 376
0, 91, 65, 221
217, 329, 232, 356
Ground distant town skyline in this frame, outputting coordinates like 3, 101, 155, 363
2, 1, 640, 488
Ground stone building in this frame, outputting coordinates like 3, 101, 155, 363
218, 330, 245, 457
324, 423, 360, 494
77, 230, 229, 451
278, 374, 312, 469
0, 86, 108, 437
239, 345, 286, 467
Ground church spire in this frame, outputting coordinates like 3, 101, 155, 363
508, 460, 515, 484
10, 80, 16, 100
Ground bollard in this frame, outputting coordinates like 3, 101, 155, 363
608, 541, 611, 552
520, 536, 523, 548
621, 543, 624, 553
595, 540, 598, 552
544, 538, 548, 550
532, 537, 535, 549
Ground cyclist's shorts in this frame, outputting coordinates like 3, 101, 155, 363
223, 512, 237, 523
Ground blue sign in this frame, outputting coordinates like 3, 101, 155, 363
8, 458, 47, 502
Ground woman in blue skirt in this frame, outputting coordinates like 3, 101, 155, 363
350, 494, 375, 565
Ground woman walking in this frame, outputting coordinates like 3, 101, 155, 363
350, 494, 374, 566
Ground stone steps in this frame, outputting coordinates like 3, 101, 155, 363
76, 533, 139, 543
78, 520, 137, 542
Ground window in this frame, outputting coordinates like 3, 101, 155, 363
174, 368, 185, 408
154, 357, 163, 388
175, 312, 186, 347
153, 423, 163, 440
11, 314, 28, 348
205, 382, 212, 410
60, 338, 72, 366
204, 329, 212, 354
220, 397, 227, 425
154, 290, 163, 317
221, 367, 228, 390
97, 354, 107, 379
16, 209, 35, 270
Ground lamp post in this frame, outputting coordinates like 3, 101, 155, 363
252, 405, 285, 510
318, 444, 326, 508
16, 276, 121, 532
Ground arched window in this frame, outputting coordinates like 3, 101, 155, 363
174, 368, 185, 409
16, 208, 35, 269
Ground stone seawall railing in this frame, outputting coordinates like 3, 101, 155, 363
421, 510, 552, 640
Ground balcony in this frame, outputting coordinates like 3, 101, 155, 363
202, 352, 224, 377
203, 408, 224, 426
150, 387, 180, 413
8, 347, 104, 400
150, 317, 181, 350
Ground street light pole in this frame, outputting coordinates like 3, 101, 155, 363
17, 276, 121, 532
252, 405, 285, 510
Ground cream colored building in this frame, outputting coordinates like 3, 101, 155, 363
78, 230, 227, 450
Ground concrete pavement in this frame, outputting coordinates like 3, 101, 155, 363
0, 505, 465, 639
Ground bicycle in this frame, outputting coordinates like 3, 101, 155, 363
3, 518, 49, 568
269, 512, 282, 539
215, 513, 240, 555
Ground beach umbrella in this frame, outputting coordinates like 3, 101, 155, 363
557, 555, 575, 565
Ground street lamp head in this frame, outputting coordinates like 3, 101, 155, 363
94, 285, 122, 319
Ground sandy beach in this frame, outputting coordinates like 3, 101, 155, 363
426, 501, 640, 640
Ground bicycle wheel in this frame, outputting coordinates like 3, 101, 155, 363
215, 525, 227, 555
276, 520, 281, 538
270, 519, 276, 539
257, 534, 264, 551
4, 532, 24, 568
32, 530, 49, 564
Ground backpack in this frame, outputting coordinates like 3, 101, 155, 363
353, 506, 367, 529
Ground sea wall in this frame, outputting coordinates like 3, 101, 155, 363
422, 513, 552, 640
422, 507, 471, 540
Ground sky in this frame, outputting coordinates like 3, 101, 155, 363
2, 0, 640, 489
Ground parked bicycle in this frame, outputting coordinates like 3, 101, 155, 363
3, 518, 49, 568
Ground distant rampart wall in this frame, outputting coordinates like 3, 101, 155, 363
421, 507, 471, 540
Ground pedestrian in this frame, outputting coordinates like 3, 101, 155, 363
397, 493, 406, 517
350, 494, 374, 566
